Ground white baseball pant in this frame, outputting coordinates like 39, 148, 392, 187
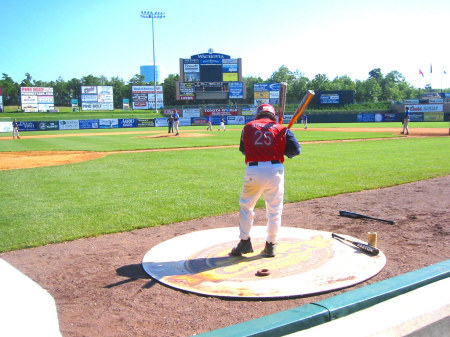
238, 161, 284, 244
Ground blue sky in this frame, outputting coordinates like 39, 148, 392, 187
1, 0, 449, 89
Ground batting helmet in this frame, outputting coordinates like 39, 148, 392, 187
256, 104, 276, 119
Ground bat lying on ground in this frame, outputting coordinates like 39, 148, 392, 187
287, 90, 315, 129
278, 82, 287, 124
339, 210, 395, 225
332, 233, 380, 256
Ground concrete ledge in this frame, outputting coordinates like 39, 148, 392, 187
289, 277, 450, 336
0, 259, 62, 337
194, 260, 449, 337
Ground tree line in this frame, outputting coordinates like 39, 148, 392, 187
0, 66, 441, 109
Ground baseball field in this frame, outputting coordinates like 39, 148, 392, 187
0, 122, 449, 336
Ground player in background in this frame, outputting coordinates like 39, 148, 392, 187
173, 111, 180, 136
401, 107, 410, 135
12, 119, 20, 139
207, 115, 213, 131
230, 104, 301, 257
218, 115, 226, 131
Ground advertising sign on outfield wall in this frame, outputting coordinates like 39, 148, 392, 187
405, 104, 443, 113
0, 86, 3, 112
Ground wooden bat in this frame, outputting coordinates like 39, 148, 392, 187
339, 210, 395, 225
287, 90, 315, 129
278, 82, 287, 124
332, 233, 380, 256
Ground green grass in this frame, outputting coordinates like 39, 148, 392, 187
0, 125, 449, 252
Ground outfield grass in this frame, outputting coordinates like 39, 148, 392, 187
0, 126, 449, 252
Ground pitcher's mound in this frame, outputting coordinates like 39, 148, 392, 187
142, 226, 386, 298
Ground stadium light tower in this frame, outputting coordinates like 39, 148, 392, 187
140, 10, 165, 113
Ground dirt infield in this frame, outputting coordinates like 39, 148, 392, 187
0, 127, 447, 170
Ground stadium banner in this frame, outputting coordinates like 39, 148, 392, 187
79, 119, 100, 129
182, 108, 200, 117
119, 118, 138, 128
191, 117, 209, 126
228, 82, 244, 99
254, 83, 280, 105
241, 107, 256, 116
59, 120, 80, 130
98, 86, 113, 95
18, 121, 39, 131
133, 101, 148, 109
37, 96, 54, 103
226, 116, 246, 125
423, 112, 444, 121
357, 113, 375, 122
405, 104, 443, 113
81, 86, 97, 94
0, 122, 13, 132
21, 87, 53, 95
381, 113, 398, 122
410, 113, 423, 122
81, 86, 114, 111
137, 119, 155, 127
203, 108, 239, 116
82, 102, 114, 111
37, 121, 59, 131
99, 119, 119, 128
320, 94, 340, 104
132, 85, 164, 109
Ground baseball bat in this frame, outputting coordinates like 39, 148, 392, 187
339, 210, 395, 225
278, 82, 288, 124
332, 233, 380, 256
287, 90, 315, 129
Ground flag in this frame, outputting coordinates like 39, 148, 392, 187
430, 64, 432, 73
444, 70, 447, 75
419, 69, 424, 77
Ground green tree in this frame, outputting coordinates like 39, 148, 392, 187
355, 78, 382, 102
0, 73, 20, 106
162, 74, 179, 106
127, 74, 146, 86
81, 75, 102, 86
309, 74, 331, 91
20, 73, 33, 87
53, 77, 69, 106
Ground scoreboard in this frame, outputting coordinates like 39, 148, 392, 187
176, 51, 245, 101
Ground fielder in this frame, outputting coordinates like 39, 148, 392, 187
218, 116, 226, 131
12, 119, 20, 139
401, 107, 410, 135
230, 104, 301, 257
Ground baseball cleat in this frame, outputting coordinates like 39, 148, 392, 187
261, 242, 276, 257
230, 239, 253, 256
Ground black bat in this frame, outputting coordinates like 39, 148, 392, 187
339, 210, 395, 225
332, 233, 380, 256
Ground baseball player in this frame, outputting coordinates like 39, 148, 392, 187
401, 107, 410, 135
207, 115, 213, 131
230, 104, 301, 257
12, 119, 20, 139
218, 115, 226, 131
173, 111, 180, 136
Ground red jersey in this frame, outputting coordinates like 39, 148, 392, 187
241, 118, 287, 163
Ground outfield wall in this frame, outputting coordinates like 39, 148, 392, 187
7, 112, 449, 132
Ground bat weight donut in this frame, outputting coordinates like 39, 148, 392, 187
256, 268, 270, 277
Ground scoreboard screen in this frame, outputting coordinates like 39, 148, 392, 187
176, 51, 245, 101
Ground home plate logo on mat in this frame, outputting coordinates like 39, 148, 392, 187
142, 227, 386, 298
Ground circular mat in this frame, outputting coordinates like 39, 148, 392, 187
142, 226, 386, 298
